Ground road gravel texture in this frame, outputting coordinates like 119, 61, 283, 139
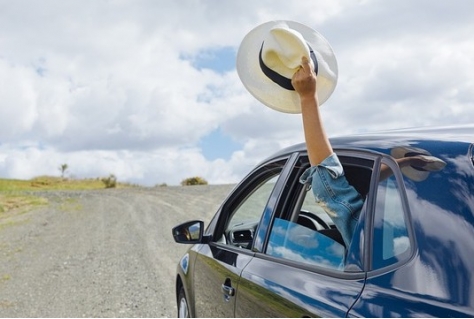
0, 185, 235, 317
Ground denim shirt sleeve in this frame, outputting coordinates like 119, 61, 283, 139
299, 153, 364, 247
300, 153, 344, 182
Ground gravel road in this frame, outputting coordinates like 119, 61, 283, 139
0, 185, 235, 317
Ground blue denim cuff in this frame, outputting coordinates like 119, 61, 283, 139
299, 153, 344, 184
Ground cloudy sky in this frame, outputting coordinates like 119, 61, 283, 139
0, 0, 473, 186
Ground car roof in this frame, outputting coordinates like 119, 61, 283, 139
264, 124, 474, 162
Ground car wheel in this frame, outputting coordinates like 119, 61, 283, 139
178, 286, 190, 318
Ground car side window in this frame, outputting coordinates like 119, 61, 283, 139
264, 154, 374, 271
300, 192, 333, 230
372, 164, 411, 269
222, 172, 281, 249
267, 217, 346, 270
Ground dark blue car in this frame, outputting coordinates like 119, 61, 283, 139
172, 125, 474, 317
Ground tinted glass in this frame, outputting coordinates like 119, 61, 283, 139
228, 175, 278, 227
263, 156, 375, 271
373, 169, 411, 269
267, 218, 345, 269
301, 189, 334, 228
223, 175, 280, 249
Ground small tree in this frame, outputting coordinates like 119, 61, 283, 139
59, 163, 68, 179
180, 176, 208, 186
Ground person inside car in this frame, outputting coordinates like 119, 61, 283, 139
236, 20, 445, 249
291, 56, 363, 248
291, 56, 444, 247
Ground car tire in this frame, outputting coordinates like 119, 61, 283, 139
178, 286, 190, 318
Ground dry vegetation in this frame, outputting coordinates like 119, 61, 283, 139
0, 176, 135, 216
0, 174, 209, 219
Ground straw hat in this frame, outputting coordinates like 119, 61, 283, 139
391, 146, 447, 182
236, 20, 338, 113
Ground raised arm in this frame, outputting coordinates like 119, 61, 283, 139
291, 56, 333, 166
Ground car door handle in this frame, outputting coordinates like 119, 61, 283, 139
221, 284, 235, 297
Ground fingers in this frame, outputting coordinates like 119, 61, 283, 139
292, 56, 315, 83
300, 56, 311, 72
293, 56, 310, 78
292, 56, 317, 97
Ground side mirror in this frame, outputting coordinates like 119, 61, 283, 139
172, 220, 204, 244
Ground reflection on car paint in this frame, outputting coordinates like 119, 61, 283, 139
172, 126, 474, 317
267, 218, 345, 270
180, 253, 189, 275
236, 273, 316, 317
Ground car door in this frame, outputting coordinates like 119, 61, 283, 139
191, 154, 297, 317
347, 157, 417, 317
235, 151, 376, 317
348, 151, 474, 317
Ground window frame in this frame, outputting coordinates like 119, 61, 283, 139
208, 147, 416, 278
366, 155, 417, 275
210, 153, 297, 254
256, 149, 383, 279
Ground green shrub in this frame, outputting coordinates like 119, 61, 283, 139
180, 176, 208, 186
101, 174, 117, 188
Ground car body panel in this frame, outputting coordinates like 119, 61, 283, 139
173, 125, 474, 317
192, 244, 253, 317
350, 135, 474, 317
236, 255, 365, 317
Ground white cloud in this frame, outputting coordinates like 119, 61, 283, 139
0, 0, 473, 185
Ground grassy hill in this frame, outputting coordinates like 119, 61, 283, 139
0, 176, 134, 215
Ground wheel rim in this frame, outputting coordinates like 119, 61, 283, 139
178, 296, 189, 318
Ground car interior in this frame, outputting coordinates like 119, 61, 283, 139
220, 155, 375, 256
290, 158, 374, 248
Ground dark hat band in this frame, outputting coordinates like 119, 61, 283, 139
258, 42, 318, 91
405, 151, 429, 172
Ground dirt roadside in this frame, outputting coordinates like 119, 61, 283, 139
0, 185, 235, 317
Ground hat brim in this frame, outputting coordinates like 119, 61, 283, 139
236, 20, 338, 114
391, 146, 446, 182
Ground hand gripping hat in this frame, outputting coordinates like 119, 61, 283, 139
236, 20, 338, 113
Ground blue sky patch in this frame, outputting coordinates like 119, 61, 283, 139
183, 46, 236, 74
36, 67, 46, 77
199, 127, 241, 161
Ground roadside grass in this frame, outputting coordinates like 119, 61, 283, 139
0, 194, 48, 213
0, 176, 136, 222
0, 193, 48, 230
0, 176, 134, 191
58, 198, 83, 212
